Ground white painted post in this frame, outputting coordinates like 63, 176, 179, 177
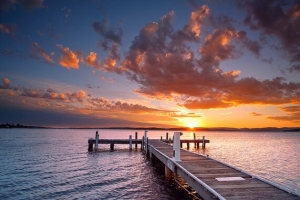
95, 131, 99, 150
129, 135, 132, 150
173, 132, 182, 161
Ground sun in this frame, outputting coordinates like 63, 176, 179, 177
183, 118, 202, 129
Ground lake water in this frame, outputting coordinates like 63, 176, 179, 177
0, 129, 299, 199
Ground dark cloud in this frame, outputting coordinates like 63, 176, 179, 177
249, 112, 263, 116
288, 64, 300, 73
92, 19, 123, 45
1, 48, 14, 56
87, 97, 161, 114
239, 0, 300, 65
0, 105, 159, 128
0, 23, 17, 37
0, 0, 43, 11
17, 0, 43, 11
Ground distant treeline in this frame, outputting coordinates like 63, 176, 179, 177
0, 123, 299, 132
0, 123, 45, 129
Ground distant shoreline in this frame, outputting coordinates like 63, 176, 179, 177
1, 123, 299, 132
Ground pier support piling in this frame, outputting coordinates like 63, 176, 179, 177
165, 166, 172, 178
146, 137, 149, 156
135, 132, 138, 149
95, 131, 99, 150
166, 132, 168, 140
88, 141, 93, 152
110, 143, 114, 151
129, 135, 132, 150
202, 136, 205, 148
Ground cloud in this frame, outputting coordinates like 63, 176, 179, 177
0, 78, 11, 90
31, 42, 54, 64
17, 0, 43, 11
57, 44, 80, 69
92, 19, 123, 45
239, 0, 300, 64
0, 23, 16, 36
61, 7, 71, 21
66, 90, 86, 102
249, 112, 263, 116
100, 75, 115, 83
0, 0, 43, 11
288, 64, 300, 73
87, 97, 162, 114
83, 52, 103, 70
21, 88, 66, 100
104, 43, 120, 71
236, 31, 262, 56
268, 106, 300, 123
117, 7, 300, 110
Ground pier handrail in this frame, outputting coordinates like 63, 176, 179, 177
150, 144, 226, 200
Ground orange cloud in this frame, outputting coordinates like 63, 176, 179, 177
57, 44, 79, 69
3, 78, 10, 85
186, 5, 209, 38
0, 78, 12, 90
32, 42, 54, 64
268, 106, 300, 123
66, 90, 86, 102
84, 52, 102, 69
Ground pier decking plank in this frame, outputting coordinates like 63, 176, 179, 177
147, 140, 299, 200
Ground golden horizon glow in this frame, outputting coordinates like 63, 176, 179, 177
181, 118, 202, 129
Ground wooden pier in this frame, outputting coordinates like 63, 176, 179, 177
146, 140, 299, 199
88, 131, 299, 199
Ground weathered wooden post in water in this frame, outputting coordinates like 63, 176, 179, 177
88, 139, 93, 151
135, 132, 138, 149
95, 131, 99, 150
129, 135, 132, 150
166, 132, 168, 140
202, 136, 205, 148
194, 132, 196, 148
173, 132, 182, 161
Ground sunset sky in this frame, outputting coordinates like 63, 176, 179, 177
0, 0, 299, 128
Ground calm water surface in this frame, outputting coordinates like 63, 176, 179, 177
0, 129, 299, 199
